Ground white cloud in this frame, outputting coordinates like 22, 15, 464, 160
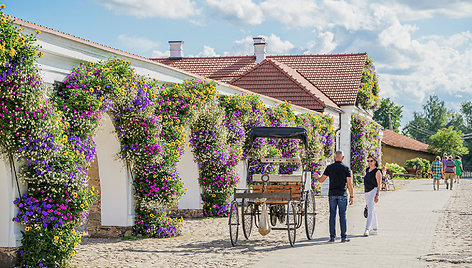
151, 49, 169, 58
206, 0, 263, 25
95, 0, 198, 19
378, 21, 419, 50
260, 0, 320, 28
229, 34, 295, 55
231, 36, 254, 55
196, 45, 220, 57
376, 30, 472, 122
118, 34, 160, 52
304, 31, 337, 54
265, 34, 295, 54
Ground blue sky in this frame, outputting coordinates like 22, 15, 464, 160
4, 0, 472, 126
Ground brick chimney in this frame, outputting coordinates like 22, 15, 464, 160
253, 37, 266, 64
169, 41, 184, 59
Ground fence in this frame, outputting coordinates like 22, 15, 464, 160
461, 165, 472, 178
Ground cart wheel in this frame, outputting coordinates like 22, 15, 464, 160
296, 204, 303, 229
241, 198, 253, 239
304, 190, 316, 240
287, 200, 297, 247
229, 200, 239, 246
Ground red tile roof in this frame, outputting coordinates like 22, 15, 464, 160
153, 53, 367, 107
230, 59, 338, 110
382, 129, 430, 153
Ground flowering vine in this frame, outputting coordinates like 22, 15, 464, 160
357, 57, 380, 111
351, 113, 382, 175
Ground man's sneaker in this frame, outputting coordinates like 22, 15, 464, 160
341, 238, 350, 243
370, 229, 378, 235
328, 238, 335, 243
363, 229, 369, 237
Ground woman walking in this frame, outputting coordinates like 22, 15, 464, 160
364, 155, 382, 237
454, 156, 463, 184
431, 156, 443, 190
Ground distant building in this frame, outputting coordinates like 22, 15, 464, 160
382, 129, 434, 167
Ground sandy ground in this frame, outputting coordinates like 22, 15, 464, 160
422, 178, 472, 267
71, 182, 409, 268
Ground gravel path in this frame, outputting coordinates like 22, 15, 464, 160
71, 182, 409, 268
422, 178, 472, 267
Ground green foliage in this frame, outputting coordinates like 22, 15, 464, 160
460, 101, 472, 167
373, 98, 403, 132
353, 175, 363, 187
357, 57, 381, 111
428, 126, 469, 156
19, 227, 83, 267
403, 95, 453, 143
190, 103, 239, 217
0, 11, 42, 70
462, 101, 472, 130
385, 163, 406, 177
405, 157, 431, 177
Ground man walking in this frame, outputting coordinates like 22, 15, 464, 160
444, 156, 456, 190
441, 153, 448, 172
314, 150, 354, 243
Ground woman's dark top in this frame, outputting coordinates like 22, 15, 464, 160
364, 168, 380, 192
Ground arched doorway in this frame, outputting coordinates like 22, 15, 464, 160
87, 114, 134, 237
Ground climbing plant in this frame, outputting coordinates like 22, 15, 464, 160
357, 57, 381, 111
351, 113, 382, 175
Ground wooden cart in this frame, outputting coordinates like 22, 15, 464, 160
229, 127, 316, 247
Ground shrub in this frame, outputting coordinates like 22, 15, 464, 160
405, 157, 431, 178
385, 163, 407, 179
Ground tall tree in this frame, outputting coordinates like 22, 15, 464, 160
404, 95, 451, 143
428, 126, 469, 156
462, 101, 472, 130
373, 98, 403, 132
460, 101, 472, 169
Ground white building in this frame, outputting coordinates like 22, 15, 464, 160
1, 16, 331, 250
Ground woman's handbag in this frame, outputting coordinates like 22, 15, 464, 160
364, 205, 368, 218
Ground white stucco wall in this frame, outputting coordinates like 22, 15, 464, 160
94, 114, 134, 226
339, 105, 356, 168
236, 160, 247, 190
0, 158, 26, 247
177, 140, 201, 210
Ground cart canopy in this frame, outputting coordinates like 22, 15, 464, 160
250, 127, 308, 147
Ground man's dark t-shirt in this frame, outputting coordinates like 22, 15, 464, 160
322, 161, 352, 196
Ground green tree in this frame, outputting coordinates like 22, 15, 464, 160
373, 98, 403, 132
428, 126, 469, 156
460, 101, 472, 169
462, 101, 472, 130
404, 95, 453, 143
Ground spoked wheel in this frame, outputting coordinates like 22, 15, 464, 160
229, 200, 239, 246
296, 203, 303, 229
287, 200, 297, 247
304, 190, 316, 240
241, 198, 253, 239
